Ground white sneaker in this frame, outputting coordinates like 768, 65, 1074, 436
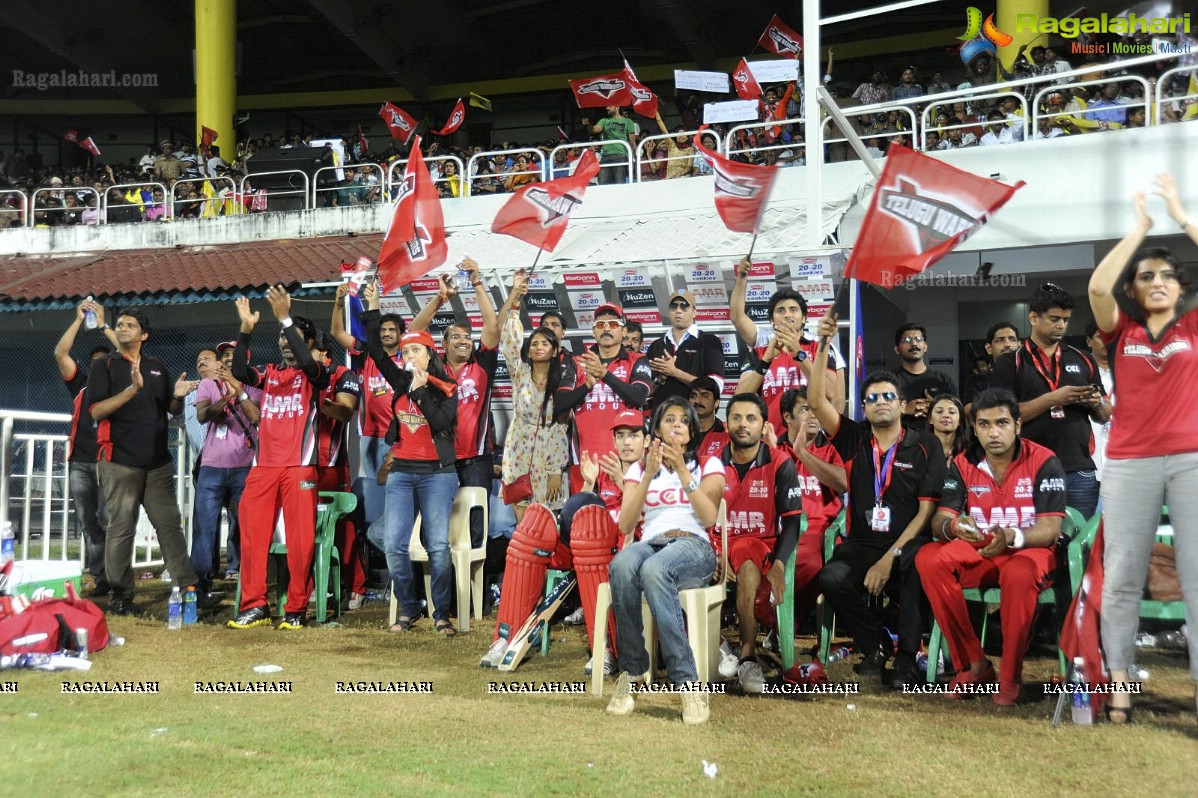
718, 639, 740, 679
585, 649, 616, 676
479, 639, 508, 669
681, 688, 710, 725
606, 672, 636, 716
564, 606, 585, 626
347, 593, 365, 611
738, 659, 765, 694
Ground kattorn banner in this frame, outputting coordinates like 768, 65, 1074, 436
430, 99, 466, 136
844, 143, 1024, 286
378, 101, 420, 144
757, 13, 803, 57
491, 149, 601, 251
377, 137, 448, 291
693, 125, 779, 234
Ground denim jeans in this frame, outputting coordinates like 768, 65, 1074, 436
1064, 469, 1100, 520
609, 535, 716, 686
384, 468, 458, 622
190, 465, 248, 592
69, 461, 108, 583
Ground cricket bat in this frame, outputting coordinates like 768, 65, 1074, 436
497, 572, 578, 671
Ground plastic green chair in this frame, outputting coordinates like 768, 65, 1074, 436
924, 506, 1086, 683
815, 509, 848, 664
773, 516, 802, 671
1141, 505, 1186, 623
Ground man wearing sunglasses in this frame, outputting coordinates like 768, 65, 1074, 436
556, 303, 653, 492
893, 323, 957, 431
809, 314, 946, 688
646, 290, 726, 411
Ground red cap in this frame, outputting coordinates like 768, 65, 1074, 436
215, 340, 249, 360
401, 330, 436, 349
610, 410, 645, 431
594, 302, 624, 322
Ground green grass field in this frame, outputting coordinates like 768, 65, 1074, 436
2, 580, 1196, 798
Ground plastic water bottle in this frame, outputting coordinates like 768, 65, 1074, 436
83, 296, 98, 330
1070, 656, 1093, 726
183, 586, 198, 625
826, 646, 852, 663
167, 587, 183, 630
0, 521, 14, 566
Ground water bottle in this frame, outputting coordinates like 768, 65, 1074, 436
83, 296, 98, 330
826, 646, 852, 663
1070, 656, 1093, 726
167, 586, 183, 630
455, 267, 471, 291
0, 521, 14, 566
183, 586, 198, 625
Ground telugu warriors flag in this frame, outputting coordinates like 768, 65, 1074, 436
379, 101, 420, 144
844, 144, 1024, 286
491, 149, 601, 251
430, 98, 466, 136
376, 137, 448, 290
757, 13, 803, 57
693, 125, 779, 234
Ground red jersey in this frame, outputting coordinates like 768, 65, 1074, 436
697, 420, 730, 461
780, 437, 845, 532
753, 335, 844, 435
720, 444, 803, 540
255, 364, 323, 467
390, 395, 440, 462
448, 345, 499, 460
558, 348, 653, 462
1101, 309, 1198, 459
316, 364, 362, 467
940, 438, 1067, 533
356, 344, 403, 438
595, 470, 624, 522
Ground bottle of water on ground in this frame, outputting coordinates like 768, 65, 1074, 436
167, 586, 183, 630
183, 586, 198, 625
826, 646, 852, 664
1070, 656, 1092, 726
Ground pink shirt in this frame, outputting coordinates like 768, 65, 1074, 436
196, 378, 259, 469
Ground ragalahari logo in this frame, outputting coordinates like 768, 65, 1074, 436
958, 7, 1013, 63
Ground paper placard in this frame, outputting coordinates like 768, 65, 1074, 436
459, 291, 480, 312
747, 59, 799, 85
575, 311, 596, 328
703, 100, 760, 124
719, 333, 740, 356
746, 261, 775, 278
467, 314, 485, 329
379, 296, 408, 315
793, 278, 836, 303
675, 69, 731, 93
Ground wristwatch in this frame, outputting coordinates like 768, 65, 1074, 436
238, 391, 249, 401
684, 478, 700, 493
890, 546, 903, 558
1008, 528, 1025, 549
796, 350, 808, 362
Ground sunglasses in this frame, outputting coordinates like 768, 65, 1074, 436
594, 319, 623, 330
668, 300, 692, 310
900, 336, 925, 344
864, 391, 899, 404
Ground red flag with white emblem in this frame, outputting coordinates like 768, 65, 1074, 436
621, 61, 659, 118
378, 101, 420, 144
377, 137, 448, 290
569, 71, 634, 108
79, 137, 101, 157
757, 13, 804, 58
430, 99, 466, 136
693, 126, 779, 234
844, 143, 1024, 287
63, 130, 79, 144
491, 149, 600, 252
732, 58, 763, 101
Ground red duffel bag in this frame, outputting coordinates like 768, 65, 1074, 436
0, 581, 110, 656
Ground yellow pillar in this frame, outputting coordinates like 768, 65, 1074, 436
195, 0, 237, 155
997, 0, 1050, 73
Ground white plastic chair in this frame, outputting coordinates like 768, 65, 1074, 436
591, 500, 729, 696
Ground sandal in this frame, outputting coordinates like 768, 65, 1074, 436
1106, 701, 1133, 725
435, 620, 457, 638
390, 616, 415, 632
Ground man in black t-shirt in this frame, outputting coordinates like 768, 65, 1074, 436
646, 290, 726, 410
53, 298, 118, 596
893, 323, 957, 430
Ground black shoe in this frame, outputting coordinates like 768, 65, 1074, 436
278, 612, 306, 630
227, 605, 271, 629
889, 652, 921, 689
108, 595, 136, 616
90, 581, 112, 599
856, 645, 890, 677
196, 590, 224, 610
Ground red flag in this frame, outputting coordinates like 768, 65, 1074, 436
63, 130, 79, 144
569, 71, 634, 108
379, 101, 419, 144
491, 149, 600, 252
430, 99, 466, 136
758, 14, 803, 57
357, 124, 370, 154
693, 126, 779, 234
556, 125, 569, 142
733, 58, 763, 101
79, 137, 101, 157
844, 144, 1024, 287
1059, 520, 1109, 713
621, 62, 659, 118
377, 137, 447, 290
199, 126, 218, 158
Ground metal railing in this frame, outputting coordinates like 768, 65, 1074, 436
172, 176, 239, 218
100, 181, 169, 224
636, 130, 705, 181
24, 187, 102, 227
550, 140, 634, 184
1, 189, 27, 228
386, 155, 467, 199
920, 90, 1026, 149
467, 148, 544, 194
1155, 64, 1198, 124
312, 163, 385, 207
824, 105, 919, 152
1032, 75, 1151, 134
725, 117, 806, 159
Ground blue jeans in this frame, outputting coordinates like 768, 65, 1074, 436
190, 465, 248, 592
1065, 469, 1100, 520
384, 468, 458, 622
609, 535, 716, 686
488, 478, 517, 541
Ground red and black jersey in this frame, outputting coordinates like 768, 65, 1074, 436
779, 436, 845, 531
255, 364, 323, 468
316, 364, 362, 468
595, 470, 624, 521
556, 347, 653, 463
86, 353, 174, 469
940, 438, 1067, 530
696, 419, 730, 461
64, 364, 98, 463
352, 338, 402, 439
448, 345, 499, 460
720, 443, 803, 540
751, 337, 841, 435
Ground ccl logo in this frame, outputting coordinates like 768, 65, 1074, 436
958, 7, 1013, 63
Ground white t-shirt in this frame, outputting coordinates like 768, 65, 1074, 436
625, 457, 725, 543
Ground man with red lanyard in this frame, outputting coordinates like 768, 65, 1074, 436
228, 288, 329, 630
809, 313, 945, 688
990, 283, 1109, 519
776, 387, 847, 627
410, 258, 500, 548
916, 388, 1066, 705
731, 257, 846, 436
310, 333, 366, 610
330, 280, 405, 480
718, 393, 804, 693
555, 303, 653, 492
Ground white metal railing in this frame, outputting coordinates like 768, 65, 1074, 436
1032, 75, 1151, 133
102, 181, 169, 224
23, 187, 102, 227
824, 105, 919, 151
636, 130, 705, 181
312, 163, 385, 207
386, 155, 467, 199
550, 140, 634, 184
0, 189, 28, 228
239, 170, 309, 214
172, 176, 239, 218
1156, 64, 1198, 124
467, 148, 544, 194
725, 117, 805, 158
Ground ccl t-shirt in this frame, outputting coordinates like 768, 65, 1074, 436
624, 457, 725, 543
